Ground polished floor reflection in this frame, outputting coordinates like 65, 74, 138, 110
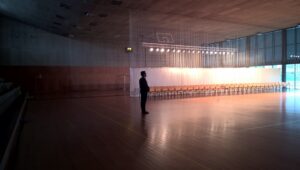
14, 92, 300, 169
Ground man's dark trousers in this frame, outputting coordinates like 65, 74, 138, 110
141, 92, 148, 113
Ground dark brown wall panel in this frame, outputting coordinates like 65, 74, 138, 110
0, 66, 129, 94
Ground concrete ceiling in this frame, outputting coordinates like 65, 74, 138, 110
1, 0, 300, 43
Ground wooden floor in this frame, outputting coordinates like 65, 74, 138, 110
13, 92, 300, 170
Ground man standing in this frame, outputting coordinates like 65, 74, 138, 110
139, 71, 149, 114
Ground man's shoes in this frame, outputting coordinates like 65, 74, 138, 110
142, 111, 149, 114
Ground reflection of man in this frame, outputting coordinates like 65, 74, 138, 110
139, 71, 149, 114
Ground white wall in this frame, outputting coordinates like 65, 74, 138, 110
130, 67, 281, 96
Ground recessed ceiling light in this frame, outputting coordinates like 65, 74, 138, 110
50, 26, 58, 29
60, 3, 71, 10
89, 22, 98, 26
56, 14, 65, 20
89, 22, 98, 27
99, 13, 108, 18
111, 0, 122, 5
53, 22, 62, 26
84, 11, 90, 16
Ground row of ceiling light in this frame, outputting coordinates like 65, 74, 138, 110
149, 48, 235, 55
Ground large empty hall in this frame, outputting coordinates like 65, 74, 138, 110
1, 0, 300, 170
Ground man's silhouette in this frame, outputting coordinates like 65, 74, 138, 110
139, 71, 149, 114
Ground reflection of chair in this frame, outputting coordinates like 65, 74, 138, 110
232, 84, 238, 93
273, 83, 278, 91
181, 86, 188, 95
203, 84, 209, 94
265, 83, 270, 91
266, 83, 271, 91
287, 82, 290, 89
149, 87, 156, 96
249, 83, 255, 92
243, 84, 249, 92
187, 86, 194, 95
282, 82, 290, 89
154, 86, 161, 96
168, 86, 175, 96
215, 84, 221, 94
198, 85, 205, 94
223, 84, 230, 93
193, 85, 199, 94
161, 86, 168, 96
175, 86, 182, 95
254, 83, 260, 92
276, 82, 281, 90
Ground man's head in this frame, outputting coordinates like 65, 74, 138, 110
141, 71, 146, 77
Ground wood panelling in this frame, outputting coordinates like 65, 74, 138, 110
0, 66, 129, 94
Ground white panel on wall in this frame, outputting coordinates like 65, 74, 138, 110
130, 67, 281, 96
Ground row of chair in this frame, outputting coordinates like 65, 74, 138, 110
149, 82, 289, 96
